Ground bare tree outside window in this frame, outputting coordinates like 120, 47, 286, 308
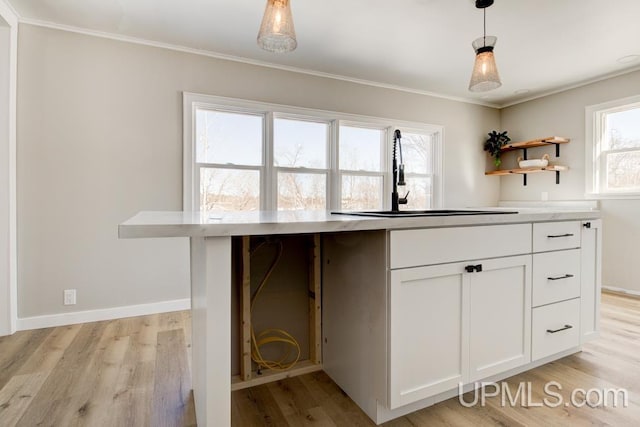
200, 168, 260, 211
188, 96, 443, 212
339, 126, 385, 210
604, 108, 640, 191
399, 132, 433, 209
274, 118, 329, 210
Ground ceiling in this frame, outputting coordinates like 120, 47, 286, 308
7, 0, 640, 107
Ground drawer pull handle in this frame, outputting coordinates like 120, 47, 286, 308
548, 274, 575, 281
547, 233, 574, 238
546, 324, 573, 334
465, 264, 483, 273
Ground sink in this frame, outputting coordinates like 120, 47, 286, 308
332, 209, 518, 218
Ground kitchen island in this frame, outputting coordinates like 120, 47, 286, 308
119, 208, 602, 426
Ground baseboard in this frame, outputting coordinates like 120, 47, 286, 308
602, 286, 640, 298
16, 298, 191, 331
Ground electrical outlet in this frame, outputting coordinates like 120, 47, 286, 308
64, 289, 76, 305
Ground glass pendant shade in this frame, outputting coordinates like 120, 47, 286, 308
257, 0, 297, 53
468, 36, 502, 92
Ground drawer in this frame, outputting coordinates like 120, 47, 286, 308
532, 249, 581, 307
389, 224, 531, 269
532, 298, 580, 361
533, 221, 581, 253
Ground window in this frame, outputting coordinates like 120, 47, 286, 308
184, 93, 443, 211
339, 125, 386, 210
587, 95, 640, 197
400, 131, 435, 209
274, 117, 329, 210
195, 109, 263, 211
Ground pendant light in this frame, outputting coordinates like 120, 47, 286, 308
257, 0, 297, 53
468, 0, 502, 92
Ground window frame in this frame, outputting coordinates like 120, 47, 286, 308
191, 106, 267, 211
272, 113, 333, 210
337, 121, 388, 211
184, 92, 444, 211
586, 94, 640, 199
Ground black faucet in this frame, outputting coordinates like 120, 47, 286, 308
391, 129, 409, 211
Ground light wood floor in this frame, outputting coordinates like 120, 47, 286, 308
1, 292, 639, 426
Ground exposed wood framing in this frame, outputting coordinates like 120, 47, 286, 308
231, 360, 323, 391
240, 236, 252, 381
308, 234, 322, 364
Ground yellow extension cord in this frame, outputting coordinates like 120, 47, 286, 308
250, 240, 301, 372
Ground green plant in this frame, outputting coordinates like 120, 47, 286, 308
484, 130, 511, 167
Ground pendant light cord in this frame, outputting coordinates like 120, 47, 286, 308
483, 7, 486, 46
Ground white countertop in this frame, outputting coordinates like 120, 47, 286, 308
118, 208, 601, 238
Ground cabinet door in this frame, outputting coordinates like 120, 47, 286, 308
468, 255, 532, 382
389, 263, 469, 409
581, 219, 602, 343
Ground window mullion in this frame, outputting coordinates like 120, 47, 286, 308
383, 126, 393, 210
264, 111, 274, 210
273, 166, 329, 174
330, 119, 339, 211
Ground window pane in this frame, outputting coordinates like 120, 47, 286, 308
341, 175, 383, 210
606, 151, 640, 191
339, 126, 383, 171
200, 168, 260, 211
274, 119, 328, 168
604, 107, 640, 151
195, 109, 262, 165
401, 177, 432, 210
277, 172, 326, 210
401, 133, 432, 174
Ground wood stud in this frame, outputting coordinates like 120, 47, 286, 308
240, 235, 252, 382
308, 234, 322, 365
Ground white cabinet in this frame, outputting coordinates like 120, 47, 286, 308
533, 221, 581, 252
389, 262, 468, 409
532, 298, 580, 360
390, 224, 531, 269
323, 218, 601, 425
530, 219, 600, 361
468, 255, 531, 382
580, 220, 602, 343
389, 255, 531, 408
532, 249, 581, 307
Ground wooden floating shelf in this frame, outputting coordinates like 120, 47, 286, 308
485, 165, 569, 176
501, 136, 570, 152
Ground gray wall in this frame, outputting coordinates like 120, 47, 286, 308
501, 70, 640, 293
17, 24, 500, 318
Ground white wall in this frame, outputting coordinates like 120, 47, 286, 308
17, 24, 500, 320
501, 70, 640, 293
0, 0, 17, 336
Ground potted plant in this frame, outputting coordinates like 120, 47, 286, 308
484, 130, 511, 168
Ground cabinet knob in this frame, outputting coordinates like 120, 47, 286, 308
583, 222, 591, 229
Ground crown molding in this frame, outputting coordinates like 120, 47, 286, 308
499, 64, 640, 109
18, 17, 500, 109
